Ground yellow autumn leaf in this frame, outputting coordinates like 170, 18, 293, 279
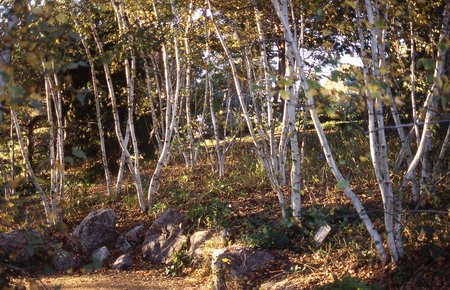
221, 257, 231, 264
279, 90, 290, 100
307, 89, 319, 97
56, 13, 67, 23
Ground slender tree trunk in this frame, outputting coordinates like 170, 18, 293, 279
44, 75, 58, 222
409, 5, 420, 148
85, 10, 146, 211
79, 35, 112, 197
44, 66, 65, 222
184, 0, 196, 168
10, 117, 15, 197
398, 1, 449, 193
273, 0, 387, 262
253, 0, 278, 176
70, 15, 113, 197
112, 0, 146, 208
1, 160, 11, 200
147, 0, 183, 209
11, 110, 53, 225
142, 54, 163, 151
52, 71, 65, 210
209, 0, 287, 218
115, 127, 130, 194
361, 0, 400, 261
378, 20, 419, 201
396, 2, 449, 256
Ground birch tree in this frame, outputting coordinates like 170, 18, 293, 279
147, 0, 183, 210
70, 14, 113, 196
273, 0, 387, 262
75, 2, 147, 211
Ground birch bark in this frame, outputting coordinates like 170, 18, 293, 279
208, 0, 287, 218
11, 110, 53, 225
75, 29, 112, 197
147, 0, 183, 209
273, 0, 387, 262
84, 10, 146, 211
44, 75, 58, 221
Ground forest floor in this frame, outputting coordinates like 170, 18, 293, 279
4, 131, 450, 289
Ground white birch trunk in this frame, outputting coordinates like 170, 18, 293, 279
44, 75, 58, 222
378, 21, 419, 201
43, 67, 65, 222
409, 7, 421, 147
273, 0, 387, 262
85, 11, 146, 211
1, 160, 11, 200
209, 0, 287, 218
52, 71, 65, 210
395, 1, 449, 258
78, 32, 112, 197
399, 2, 449, 190
142, 54, 163, 151
280, 2, 302, 219
147, 0, 183, 209
208, 77, 225, 177
362, 0, 399, 261
184, 0, 196, 168
9, 119, 15, 197
11, 110, 53, 225
113, 0, 146, 208
253, 0, 278, 176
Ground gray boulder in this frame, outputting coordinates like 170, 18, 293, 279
212, 246, 274, 290
141, 208, 188, 263
52, 248, 76, 272
115, 235, 131, 253
92, 246, 110, 267
0, 229, 45, 265
111, 254, 133, 270
125, 224, 145, 245
189, 229, 227, 262
70, 208, 117, 253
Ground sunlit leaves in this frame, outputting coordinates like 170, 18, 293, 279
277, 77, 294, 87
279, 90, 290, 100
374, 19, 386, 29
344, 1, 357, 9
322, 29, 331, 37
55, 13, 67, 24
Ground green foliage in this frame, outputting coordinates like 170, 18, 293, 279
165, 249, 191, 277
241, 213, 297, 250
65, 183, 102, 218
243, 221, 292, 249
187, 198, 232, 228
152, 201, 169, 215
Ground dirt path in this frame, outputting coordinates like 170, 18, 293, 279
34, 270, 209, 290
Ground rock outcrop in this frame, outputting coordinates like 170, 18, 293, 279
0, 229, 45, 265
70, 208, 117, 253
142, 208, 188, 263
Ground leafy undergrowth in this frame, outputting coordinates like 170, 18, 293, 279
2, 130, 449, 289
